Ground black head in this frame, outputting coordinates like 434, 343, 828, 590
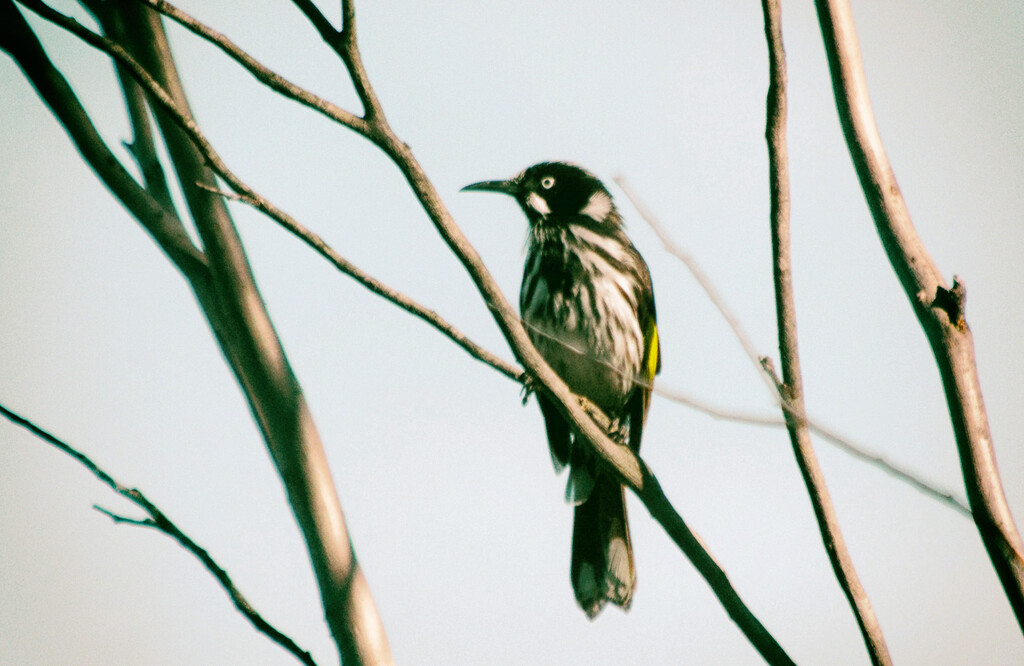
462, 162, 618, 227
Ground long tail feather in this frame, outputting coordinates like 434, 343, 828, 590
570, 471, 635, 618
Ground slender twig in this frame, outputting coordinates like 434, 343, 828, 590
762, 2, 890, 662
514, 311, 786, 427
615, 176, 773, 395
615, 177, 970, 517
194, 183, 524, 383
0, 401, 317, 666
291, 0, 385, 125
814, 0, 1024, 631
132, 0, 369, 135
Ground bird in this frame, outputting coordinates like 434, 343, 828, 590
462, 162, 660, 618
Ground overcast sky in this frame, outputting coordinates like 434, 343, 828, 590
2, 1, 1023, 664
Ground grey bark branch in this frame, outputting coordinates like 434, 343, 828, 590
814, 0, 1024, 631
762, 6, 890, 662
0, 401, 317, 666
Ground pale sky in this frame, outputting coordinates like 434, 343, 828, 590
2, 1, 1023, 664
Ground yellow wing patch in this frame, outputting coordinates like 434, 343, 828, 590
636, 320, 660, 425
643, 320, 660, 382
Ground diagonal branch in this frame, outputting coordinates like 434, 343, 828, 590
762, 2, 890, 662
14, 1, 393, 661
112, 4, 392, 661
197, 183, 524, 383
0, 401, 317, 666
613, 177, 773, 394
0, 0, 205, 282
814, 0, 1024, 631
82, 0, 178, 215
293, 3, 796, 664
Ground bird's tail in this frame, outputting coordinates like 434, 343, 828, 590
570, 471, 635, 619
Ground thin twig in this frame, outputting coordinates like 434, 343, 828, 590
0, 401, 317, 666
615, 176, 774, 396
814, 0, 1024, 630
762, 1, 891, 662
290, 0, 386, 125
132, 0, 369, 135
195, 181, 524, 383
514, 309, 787, 427
615, 176, 969, 517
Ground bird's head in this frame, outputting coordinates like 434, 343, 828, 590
462, 162, 618, 228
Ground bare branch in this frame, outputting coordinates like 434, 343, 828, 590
82, 0, 178, 214
115, 4, 392, 660
24, 0, 519, 393
0, 401, 317, 666
293, 3, 796, 663
132, 0, 369, 135
814, 0, 1024, 629
0, 0, 206, 281
13, 2, 394, 659
290, 0, 385, 126
195, 182, 524, 383
614, 176, 773, 394
761, 2, 890, 662
615, 177, 970, 517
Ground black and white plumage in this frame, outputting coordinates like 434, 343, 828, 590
464, 162, 661, 618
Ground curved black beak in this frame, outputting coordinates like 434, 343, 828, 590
461, 179, 518, 196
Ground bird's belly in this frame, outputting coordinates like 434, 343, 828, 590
524, 279, 643, 414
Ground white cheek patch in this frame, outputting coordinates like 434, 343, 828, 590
580, 191, 613, 222
527, 191, 551, 216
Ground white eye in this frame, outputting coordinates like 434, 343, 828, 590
540, 176, 556, 189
